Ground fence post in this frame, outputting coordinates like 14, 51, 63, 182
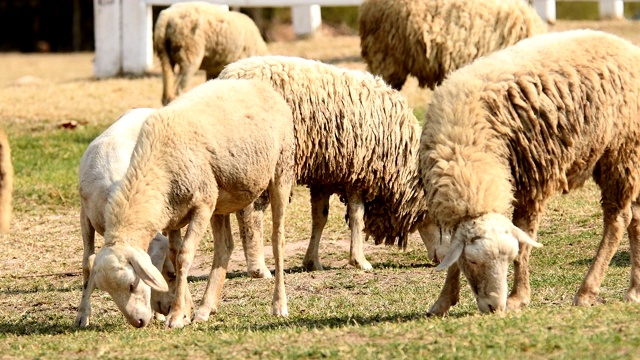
122, 0, 154, 74
532, 0, 556, 23
599, 0, 625, 19
93, 0, 121, 78
291, 5, 322, 38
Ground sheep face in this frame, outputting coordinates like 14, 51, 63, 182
91, 244, 169, 328
436, 213, 542, 313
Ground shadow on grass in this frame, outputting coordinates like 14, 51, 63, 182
187, 261, 436, 283
0, 317, 123, 336
202, 308, 477, 333
570, 250, 630, 267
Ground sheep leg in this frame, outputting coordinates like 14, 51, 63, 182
627, 202, 640, 303
303, 186, 331, 271
428, 264, 461, 316
165, 207, 212, 329
153, 229, 192, 316
269, 177, 292, 316
75, 207, 96, 328
193, 214, 233, 322
347, 191, 372, 270
506, 209, 541, 311
159, 50, 176, 106
573, 205, 629, 306
236, 193, 272, 278
174, 57, 202, 100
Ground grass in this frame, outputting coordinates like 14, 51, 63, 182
1, 19, 640, 359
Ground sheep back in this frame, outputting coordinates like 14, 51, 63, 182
153, 3, 267, 76
419, 29, 640, 229
220, 56, 427, 246
359, 0, 547, 90
105, 78, 294, 242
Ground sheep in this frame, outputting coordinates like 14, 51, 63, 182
217, 55, 443, 281
0, 128, 12, 234
418, 29, 640, 316
358, 0, 547, 91
154, 2, 268, 106
90, 78, 294, 329
74, 108, 182, 328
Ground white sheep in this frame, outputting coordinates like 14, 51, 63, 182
359, 0, 546, 90
154, 2, 268, 105
74, 108, 182, 328
0, 127, 12, 234
419, 29, 640, 315
91, 78, 294, 329
218, 55, 444, 278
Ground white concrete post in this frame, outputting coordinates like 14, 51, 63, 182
533, 0, 556, 23
122, 0, 154, 74
291, 5, 322, 38
599, 0, 625, 19
93, 0, 121, 78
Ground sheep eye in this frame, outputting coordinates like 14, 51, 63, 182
129, 283, 135, 293
468, 260, 478, 266
167, 272, 176, 280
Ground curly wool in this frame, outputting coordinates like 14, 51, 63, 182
419, 29, 640, 229
154, 2, 267, 104
220, 56, 428, 246
0, 128, 12, 234
359, 0, 546, 90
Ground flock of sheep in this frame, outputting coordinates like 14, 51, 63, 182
1, 0, 639, 330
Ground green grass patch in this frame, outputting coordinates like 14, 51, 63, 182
9, 125, 104, 212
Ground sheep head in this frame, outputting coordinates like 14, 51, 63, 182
435, 213, 542, 313
91, 244, 168, 328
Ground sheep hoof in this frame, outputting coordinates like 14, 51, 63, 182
193, 308, 211, 323
427, 300, 450, 317
272, 305, 288, 317
350, 259, 373, 271
74, 314, 90, 328
165, 312, 191, 329
506, 296, 528, 312
249, 268, 272, 279
303, 259, 324, 272
626, 288, 640, 303
572, 292, 603, 307
154, 312, 166, 322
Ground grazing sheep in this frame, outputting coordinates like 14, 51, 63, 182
218, 55, 442, 277
0, 128, 12, 234
359, 0, 546, 90
419, 29, 640, 315
154, 2, 268, 105
91, 78, 294, 329
74, 108, 184, 328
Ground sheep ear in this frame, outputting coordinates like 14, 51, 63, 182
511, 225, 543, 248
435, 237, 464, 271
129, 249, 169, 292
